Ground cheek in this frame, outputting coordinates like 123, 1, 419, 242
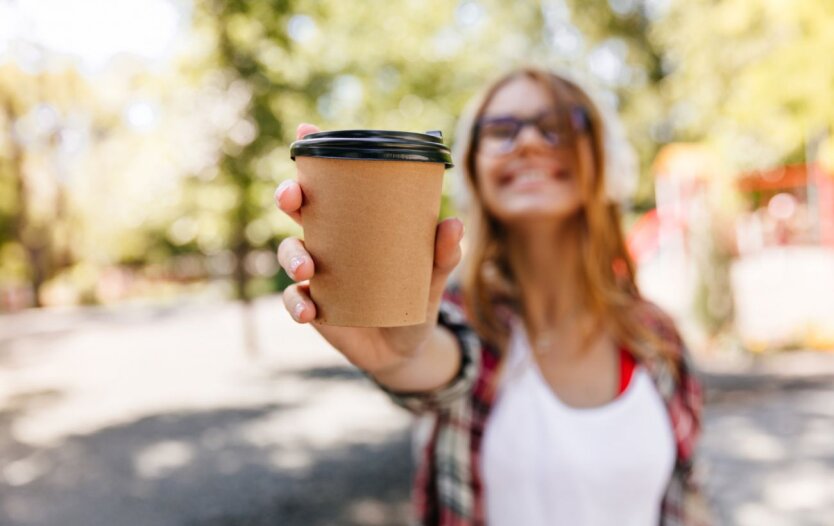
474, 157, 501, 198
474, 170, 503, 215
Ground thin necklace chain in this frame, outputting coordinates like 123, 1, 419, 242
534, 330, 554, 356
527, 310, 584, 356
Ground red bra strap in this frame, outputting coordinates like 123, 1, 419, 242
618, 346, 636, 395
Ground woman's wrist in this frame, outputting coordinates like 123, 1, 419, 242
367, 336, 430, 386
368, 327, 461, 393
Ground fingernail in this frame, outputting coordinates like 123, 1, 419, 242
293, 302, 306, 319
297, 123, 312, 138
289, 256, 305, 276
274, 181, 292, 203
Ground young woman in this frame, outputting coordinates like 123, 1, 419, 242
275, 67, 711, 525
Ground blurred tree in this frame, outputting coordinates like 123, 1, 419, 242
192, 0, 556, 298
0, 64, 91, 306
0, 51, 244, 308
196, 0, 295, 301
555, 0, 672, 204
651, 0, 834, 169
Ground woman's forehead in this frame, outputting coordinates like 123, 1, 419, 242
481, 76, 562, 117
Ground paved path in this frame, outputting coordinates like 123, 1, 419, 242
699, 355, 834, 525
1, 296, 833, 525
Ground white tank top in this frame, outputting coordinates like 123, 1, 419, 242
481, 319, 676, 526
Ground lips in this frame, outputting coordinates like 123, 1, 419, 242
498, 167, 572, 187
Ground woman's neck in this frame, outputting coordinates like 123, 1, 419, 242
506, 215, 591, 347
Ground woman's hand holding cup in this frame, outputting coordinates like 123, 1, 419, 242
275, 123, 465, 382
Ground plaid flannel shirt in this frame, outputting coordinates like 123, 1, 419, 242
374, 286, 713, 526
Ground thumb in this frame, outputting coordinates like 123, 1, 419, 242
426, 217, 464, 315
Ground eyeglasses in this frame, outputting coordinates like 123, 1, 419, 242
474, 106, 591, 157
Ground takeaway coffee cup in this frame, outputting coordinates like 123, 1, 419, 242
290, 129, 453, 327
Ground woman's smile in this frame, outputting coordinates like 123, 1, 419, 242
498, 166, 574, 190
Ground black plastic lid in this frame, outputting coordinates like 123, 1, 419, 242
290, 129, 453, 168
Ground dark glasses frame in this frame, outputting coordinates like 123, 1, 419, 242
474, 105, 592, 156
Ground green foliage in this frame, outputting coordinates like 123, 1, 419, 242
195, 0, 553, 297
2, 0, 832, 307
651, 0, 834, 169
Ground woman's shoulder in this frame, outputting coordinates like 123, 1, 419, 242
632, 298, 687, 349
630, 298, 703, 406
628, 298, 700, 393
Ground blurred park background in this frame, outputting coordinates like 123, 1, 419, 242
1, 0, 833, 525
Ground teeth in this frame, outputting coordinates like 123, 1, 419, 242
514, 170, 550, 183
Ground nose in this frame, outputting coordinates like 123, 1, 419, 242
513, 122, 550, 153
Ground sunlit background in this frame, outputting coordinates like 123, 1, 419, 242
1, 0, 833, 525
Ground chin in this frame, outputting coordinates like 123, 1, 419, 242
493, 204, 582, 225
488, 194, 581, 221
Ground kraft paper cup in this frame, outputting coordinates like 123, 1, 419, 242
290, 130, 453, 327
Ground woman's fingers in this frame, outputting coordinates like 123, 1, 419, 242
277, 125, 323, 323
282, 282, 317, 323
277, 237, 315, 282
426, 217, 464, 313
274, 180, 303, 226
434, 217, 464, 271
274, 124, 322, 226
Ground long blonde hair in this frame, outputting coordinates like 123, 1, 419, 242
453, 67, 678, 372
